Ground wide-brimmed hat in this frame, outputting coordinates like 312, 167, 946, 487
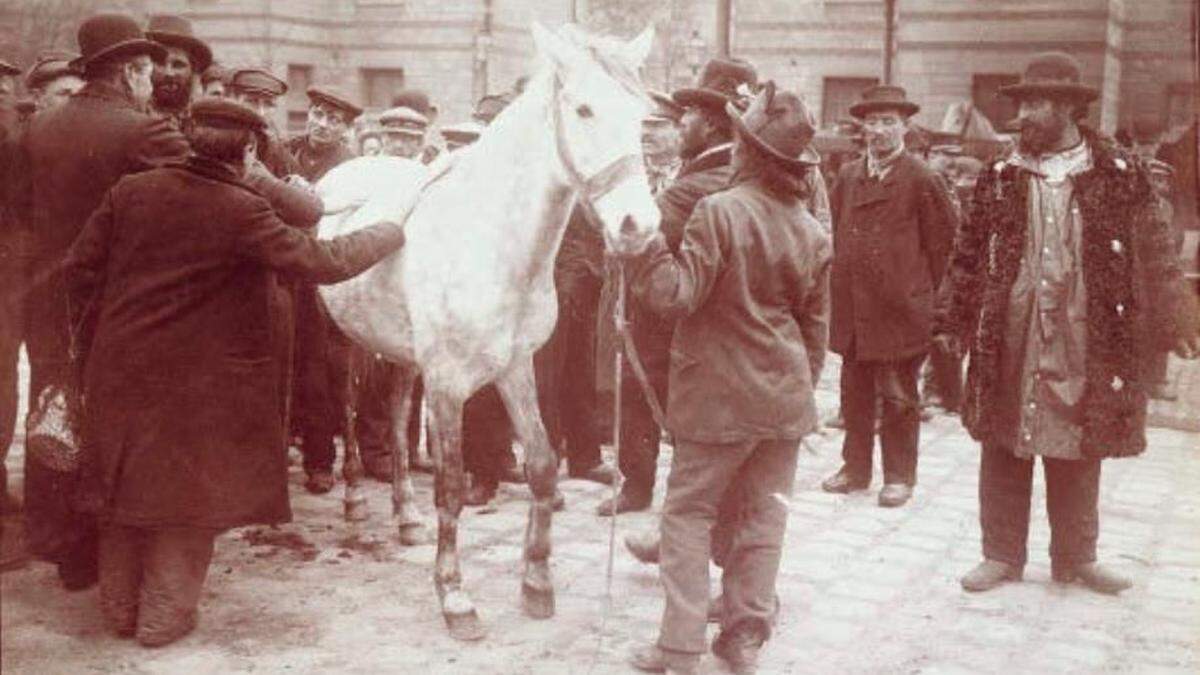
146, 14, 212, 72
306, 86, 362, 121
999, 52, 1098, 104
673, 57, 757, 111
191, 96, 266, 132
442, 120, 484, 148
727, 80, 820, 173
227, 68, 287, 98
379, 106, 428, 137
472, 93, 511, 124
645, 90, 684, 125
849, 85, 920, 119
25, 51, 82, 89
391, 89, 437, 119
0, 59, 19, 77
71, 13, 166, 72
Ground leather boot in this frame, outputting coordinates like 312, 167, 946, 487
712, 626, 763, 675
1052, 562, 1132, 595
628, 644, 699, 674
960, 559, 1023, 592
877, 483, 913, 508
821, 467, 870, 494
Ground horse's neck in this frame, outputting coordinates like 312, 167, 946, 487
444, 75, 577, 286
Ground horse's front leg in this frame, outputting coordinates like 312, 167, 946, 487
495, 353, 556, 620
342, 346, 368, 522
426, 387, 485, 640
388, 362, 432, 546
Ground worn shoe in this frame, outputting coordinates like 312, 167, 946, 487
137, 610, 197, 648
960, 559, 1023, 592
712, 627, 763, 674
304, 471, 336, 494
596, 490, 651, 517
877, 483, 913, 508
624, 530, 660, 564
1052, 562, 1132, 595
569, 463, 616, 486
628, 644, 699, 674
821, 468, 870, 494
362, 454, 393, 482
464, 480, 497, 507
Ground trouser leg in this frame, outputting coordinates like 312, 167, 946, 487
294, 287, 336, 474
98, 522, 143, 636
657, 439, 751, 654
839, 355, 877, 479
979, 444, 1034, 567
710, 480, 743, 570
462, 384, 511, 489
560, 290, 602, 473
356, 355, 399, 462
878, 353, 923, 485
928, 347, 964, 411
720, 438, 800, 641
1044, 456, 1101, 567
617, 371, 662, 500
136, 527, 218, 646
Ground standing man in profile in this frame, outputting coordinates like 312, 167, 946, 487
938, 52, 1199, 595
821, 85, 957, 508
145, 14, 212, 127
19, 12, 189, 590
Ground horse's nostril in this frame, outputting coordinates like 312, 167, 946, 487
620, 215, 637, 236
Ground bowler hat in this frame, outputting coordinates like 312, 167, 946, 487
472, 94, 511, 124
0, 59, 18, 77
25, 51, 82, 90
306, 86, 362, 120
849, 85, 920, 119
646, 90, 684, 125
391, 89, 437, 119
379, 106, 428, 137
673, 57, 758, 111
227, 68, 287, 97
999, 52, 1098, 104
146, 14, 212, 72
191, 96, 266, 132
71, 13, 166, 72
727, 80, 820, 173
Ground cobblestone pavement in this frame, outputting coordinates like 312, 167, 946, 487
2, 353, 1198, 674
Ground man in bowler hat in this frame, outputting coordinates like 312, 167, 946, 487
145, 14, 212, 126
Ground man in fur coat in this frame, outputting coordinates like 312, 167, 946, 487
935, 52, 1199, 595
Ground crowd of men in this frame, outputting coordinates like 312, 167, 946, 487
0, 11, 1198, 673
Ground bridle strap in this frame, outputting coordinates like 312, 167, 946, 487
551, 76, 644, 214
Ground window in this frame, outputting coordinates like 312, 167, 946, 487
971, 73, 1020, 130
822, 76, 879, 127
361, 67, 406, 109
286, 64, 313, 135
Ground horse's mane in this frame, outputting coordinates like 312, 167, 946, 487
556, 24, 651, 103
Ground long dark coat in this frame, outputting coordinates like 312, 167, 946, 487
828, 152, 958, 361
935, 129, 1199, 459
631, 179, 832, 444
63, 157, 406, 530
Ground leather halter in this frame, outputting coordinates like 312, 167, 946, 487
551, 75, 645, 224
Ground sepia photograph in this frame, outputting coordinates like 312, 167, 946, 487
0, 0, 1197, 673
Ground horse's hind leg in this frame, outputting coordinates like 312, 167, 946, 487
495, 354, 556, 620
388, 362, 431, 546
426, 387, 485, 641
342, 347, 369, 522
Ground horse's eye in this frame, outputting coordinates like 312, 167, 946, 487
576, 104, 594, 119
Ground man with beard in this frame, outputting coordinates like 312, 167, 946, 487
597, 58, 759, 517
937, 52, 1199, 595
145, 15, 212, 127
286, 87, 362, 494
821, 85, 957, 509
17, 12, 189, 591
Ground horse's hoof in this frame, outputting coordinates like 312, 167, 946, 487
521, 582, 556, 619
444, 609, 487, 642
398, 522, 432, 547
343, 498, 369, 522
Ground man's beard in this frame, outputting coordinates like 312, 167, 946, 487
152, 75, 191, 112
1018, 114, 1067, 156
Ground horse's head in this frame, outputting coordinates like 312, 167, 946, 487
532, 22, 661, 256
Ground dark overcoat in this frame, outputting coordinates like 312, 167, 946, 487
828, 152, 958, 361
63, 157, 406, 530
934, 129, 1199, 459
632, 179, 832, 444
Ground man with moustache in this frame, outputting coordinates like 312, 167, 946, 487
145, 15, 212, 126
17, 13, 189, 590
937, 52, 1199, 594
821, 85, 957, 509
226, 68, 300, 179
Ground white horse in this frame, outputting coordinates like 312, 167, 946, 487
314, 23, 659, 641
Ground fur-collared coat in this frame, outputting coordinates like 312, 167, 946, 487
934, 129, 1199, 458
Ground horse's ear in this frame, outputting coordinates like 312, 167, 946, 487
624, 25, 656, 67
531, 21, 580, 72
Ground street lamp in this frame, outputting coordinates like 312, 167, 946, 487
686, 30, 706, 77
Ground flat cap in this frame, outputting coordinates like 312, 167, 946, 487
227, 68, 287, 97
191, 96, 267, 132
306, 86, 362, 120
379, 106, 428, 136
